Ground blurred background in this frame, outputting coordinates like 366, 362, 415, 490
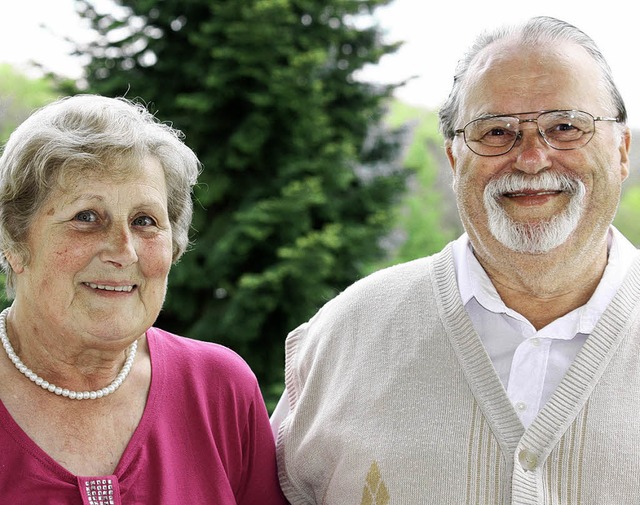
1, 0, 638, 410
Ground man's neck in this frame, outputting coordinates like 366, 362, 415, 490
474, 240, 609, 331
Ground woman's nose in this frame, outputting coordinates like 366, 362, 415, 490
100, 224, 138, 267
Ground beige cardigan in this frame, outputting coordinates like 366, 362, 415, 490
276, 243, 640, 504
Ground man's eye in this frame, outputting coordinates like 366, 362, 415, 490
75, 210, 97, 222
476, 127, 517, 146
133, 215, 156, 227
553, 123, 578, 132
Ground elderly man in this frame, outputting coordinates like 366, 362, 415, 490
272, 16, 637, 504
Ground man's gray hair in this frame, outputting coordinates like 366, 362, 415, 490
438, 16, 627, 140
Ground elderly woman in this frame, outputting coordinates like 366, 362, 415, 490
0, 95, 288, 504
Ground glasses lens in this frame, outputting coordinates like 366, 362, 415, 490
464, 117, 518, 155
538, 110, 594, 149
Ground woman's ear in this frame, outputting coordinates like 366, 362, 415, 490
4, 250, 25, 274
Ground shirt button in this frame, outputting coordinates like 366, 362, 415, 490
518, 449, 538, 471
530, 338, 541, 347
515, 401, 527, 412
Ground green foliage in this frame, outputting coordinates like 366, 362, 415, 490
71, 0, 407, 408
0, 64, 58, 144
366, 101, 460, 273
0, 66, 60, 312
614, 185, 640, 246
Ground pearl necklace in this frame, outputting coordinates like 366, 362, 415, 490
0, 307, 137, 400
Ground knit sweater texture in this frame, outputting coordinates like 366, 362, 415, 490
276, 243, 640, 504
1, 328, 288, 504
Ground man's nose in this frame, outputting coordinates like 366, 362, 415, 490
512, 123, 553, 174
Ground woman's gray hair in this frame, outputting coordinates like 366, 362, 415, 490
0, 94, 201, 298
438, 16, 628, 140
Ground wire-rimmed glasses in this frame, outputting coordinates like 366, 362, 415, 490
454, 109, 620, 157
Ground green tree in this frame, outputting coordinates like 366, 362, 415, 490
614, 185, 640, 246
0, 64, 58, 144
0, 65, 61, 307
71, 0, 407, 407
372, 101, 460, 271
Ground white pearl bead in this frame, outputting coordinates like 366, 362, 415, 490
0, 307, 137, 401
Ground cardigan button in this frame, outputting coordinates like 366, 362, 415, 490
518, 449, 538, 471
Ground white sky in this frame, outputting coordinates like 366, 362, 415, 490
1, 0, 638, 128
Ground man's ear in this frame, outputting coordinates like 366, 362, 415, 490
446, 140, 457, 176
619, 127, 631, 182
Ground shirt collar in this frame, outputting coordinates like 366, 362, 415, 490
453, 227, 639, 334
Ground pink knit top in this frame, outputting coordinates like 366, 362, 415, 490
0, 327, 288, 504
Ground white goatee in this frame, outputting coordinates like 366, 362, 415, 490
482, 172, 586, 254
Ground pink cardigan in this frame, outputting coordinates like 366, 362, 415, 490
0, 327, 288, 504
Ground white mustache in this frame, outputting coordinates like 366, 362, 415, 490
484, 172, 585, 200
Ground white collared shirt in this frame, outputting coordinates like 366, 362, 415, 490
271, 228, 638, 434
452, 226, 638, 427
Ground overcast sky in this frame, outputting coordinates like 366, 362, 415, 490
366, 2, 639, 129
1, 0, 638, 128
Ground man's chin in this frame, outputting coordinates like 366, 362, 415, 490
489, 220, 575, 255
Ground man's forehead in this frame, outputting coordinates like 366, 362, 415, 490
459, 40, 605, 119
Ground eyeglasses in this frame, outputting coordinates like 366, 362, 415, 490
454, 109, 620, 157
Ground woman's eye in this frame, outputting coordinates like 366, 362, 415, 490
75, 210, 97, 223
132, 215, 156, 227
